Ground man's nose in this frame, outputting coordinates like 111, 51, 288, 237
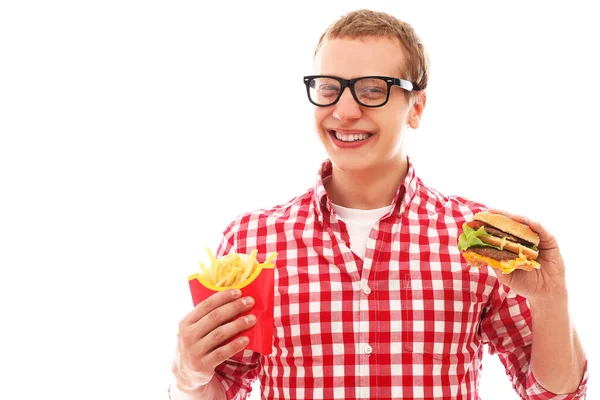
332, 87, 362, 121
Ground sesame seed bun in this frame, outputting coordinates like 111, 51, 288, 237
473, 211, 540, 247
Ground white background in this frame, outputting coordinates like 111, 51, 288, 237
1, 1, 597, 399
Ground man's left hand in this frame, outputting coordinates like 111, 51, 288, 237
490, 209, 568, 301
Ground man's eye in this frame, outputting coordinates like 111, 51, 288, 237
359, 87, 387, 99
318, 85, 340, 97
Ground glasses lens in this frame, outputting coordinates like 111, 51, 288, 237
308, 77, 341, 106
354, 78, 389, 106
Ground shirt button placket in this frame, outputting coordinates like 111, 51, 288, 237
358, 281, 373, 398
357, 281, 371, 398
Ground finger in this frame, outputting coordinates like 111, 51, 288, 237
206, 336, 251, 366
190, 296, 255, 341
200, 317, 257, 366
190, 314, 256, 367
183, 289, 243, 326
200, 336, 251, 369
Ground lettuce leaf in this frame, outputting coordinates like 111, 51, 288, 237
457, 223, 501, 251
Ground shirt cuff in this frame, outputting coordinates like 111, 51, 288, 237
526, 359, 588, 399
168, 379, 203, 400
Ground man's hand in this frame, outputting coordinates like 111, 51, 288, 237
489, 209, 567, 301
172, 289, 257, 394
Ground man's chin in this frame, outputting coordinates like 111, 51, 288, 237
328, 155, 376, 174
327, 152, 407, 176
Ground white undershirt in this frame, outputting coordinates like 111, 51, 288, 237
331, 203, 394, 259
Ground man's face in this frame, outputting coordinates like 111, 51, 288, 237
313, 37, 423, 174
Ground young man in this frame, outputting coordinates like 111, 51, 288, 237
171, 9, 588, 399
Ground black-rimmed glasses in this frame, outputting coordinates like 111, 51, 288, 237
303, 75, 415, 108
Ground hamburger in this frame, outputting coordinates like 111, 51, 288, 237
458, 211, 541, 274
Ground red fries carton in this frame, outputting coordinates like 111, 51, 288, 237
188, 249, 276, 355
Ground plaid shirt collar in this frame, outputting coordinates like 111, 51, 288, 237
312, 157, 419, 219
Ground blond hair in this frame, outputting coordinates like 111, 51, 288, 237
314, 9, 429, 94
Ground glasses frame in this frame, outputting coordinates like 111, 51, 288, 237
303, 75, 415, 108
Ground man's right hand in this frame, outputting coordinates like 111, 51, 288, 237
172, 289, 256, 394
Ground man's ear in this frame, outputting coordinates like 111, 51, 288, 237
408, 91, 426, 129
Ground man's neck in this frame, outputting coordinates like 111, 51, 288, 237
324, 157, 408, 210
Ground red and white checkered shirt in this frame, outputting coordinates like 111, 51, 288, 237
212, 159, 588, 400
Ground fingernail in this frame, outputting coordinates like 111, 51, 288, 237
238, 337, 249, 345
245, 315, 256, 324
230, 289, 241, 297
241, 296, 254, 306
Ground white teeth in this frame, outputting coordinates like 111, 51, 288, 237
334, 131, 371, 142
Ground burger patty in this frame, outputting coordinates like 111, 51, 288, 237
468, 246, 517, 260
468, 221, 536, 247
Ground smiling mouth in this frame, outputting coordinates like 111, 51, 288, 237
328, 130, 374, 142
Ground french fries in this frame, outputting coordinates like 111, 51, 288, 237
198, 248, 277, 288
188, 247, 277, 354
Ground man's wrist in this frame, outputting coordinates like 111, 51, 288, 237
528, 289, 568, 312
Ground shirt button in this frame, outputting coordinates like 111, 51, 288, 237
363, 285, 371, 295
364, 344, 373, 355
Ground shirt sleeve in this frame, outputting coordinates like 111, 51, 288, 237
213, 219, 263, 400
214, 349, 262, 400
480, 283, 588, 399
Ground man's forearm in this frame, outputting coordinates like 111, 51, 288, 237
170, 375, 226, 400
529, 292, 586, 394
